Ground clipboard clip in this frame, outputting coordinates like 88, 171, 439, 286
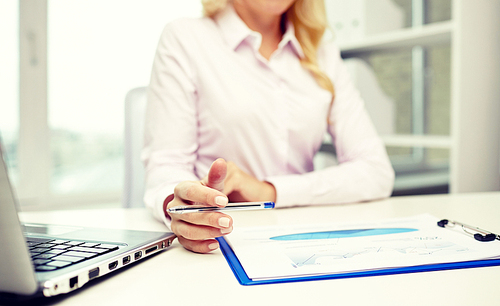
437, 219, 499, 242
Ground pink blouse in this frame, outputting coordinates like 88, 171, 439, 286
143, 5, 395, 227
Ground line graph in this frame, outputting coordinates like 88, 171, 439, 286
286, 238, 469, 267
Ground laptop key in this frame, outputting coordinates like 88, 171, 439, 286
33, 259, 52, 265
51, 255, 85, 263
79, 243, 100, 248
68, 246, 109, 254
46, 249, 66, 255
35, 265, 58, 271
96, 244, 119, 250
36, 243, 56, 248
66, 241, 85, 246
33, 253, 58, 259
31, 247, 51, 253
52, 244, 72, 250
46, 261, 72, 268
64, 251, 97, 258
51, 239, 70, 244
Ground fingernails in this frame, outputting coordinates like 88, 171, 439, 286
220, 226, 233, 234
208, 242, 219, 250
219, 217, 231, 228
215, 196, 228, 206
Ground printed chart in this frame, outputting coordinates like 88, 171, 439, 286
225, 214, 500, 281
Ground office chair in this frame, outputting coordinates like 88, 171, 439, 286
123, 86, 148, 208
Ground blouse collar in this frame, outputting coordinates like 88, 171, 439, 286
214, 4, 305, 59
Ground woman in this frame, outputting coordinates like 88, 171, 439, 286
143, 0, 395, 253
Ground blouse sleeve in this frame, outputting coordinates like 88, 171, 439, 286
266, 43, 395, 207
142, 22, 200, 228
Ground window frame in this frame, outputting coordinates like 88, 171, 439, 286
17, 0, 121, 210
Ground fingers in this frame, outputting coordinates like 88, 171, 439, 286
171, 217, 233, 240
175, 211, 233, 228
169, 178, 233, 253
171, 215, 233, 253
221, 161, 236, 196
174, 181, 228, 207
177, 237, 219, 254
203, 158, 227, 192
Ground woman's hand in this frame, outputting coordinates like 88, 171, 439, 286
166, 159, 233, 253
216, 161, 277, 203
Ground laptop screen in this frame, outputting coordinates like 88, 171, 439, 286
0, 149, 39, 295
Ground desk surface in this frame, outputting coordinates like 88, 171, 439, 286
18, 192, 500, 306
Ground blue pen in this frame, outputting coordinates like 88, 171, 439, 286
167, 201, 275, 214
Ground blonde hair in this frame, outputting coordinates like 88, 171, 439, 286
201, 0, 229, 16
202, 0, 335, 119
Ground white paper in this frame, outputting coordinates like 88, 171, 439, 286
225, 214, 500, 281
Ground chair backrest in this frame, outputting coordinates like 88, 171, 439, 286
123, 86, 147, 208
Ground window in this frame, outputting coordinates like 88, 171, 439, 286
8, 0, 202, 209
47, 1, 201, 195
0, 0, 20, 184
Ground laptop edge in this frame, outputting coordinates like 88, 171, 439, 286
0, 141, 175, 298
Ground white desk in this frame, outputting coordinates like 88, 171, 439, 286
19, 193, 500, 305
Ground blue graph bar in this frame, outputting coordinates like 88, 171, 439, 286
270, 228, 418, 241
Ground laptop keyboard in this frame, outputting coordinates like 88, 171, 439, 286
26, 237, 119, 272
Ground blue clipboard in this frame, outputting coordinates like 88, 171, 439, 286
216, 237, 500, 286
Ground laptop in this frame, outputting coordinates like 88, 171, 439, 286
0, 145, 175, 298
